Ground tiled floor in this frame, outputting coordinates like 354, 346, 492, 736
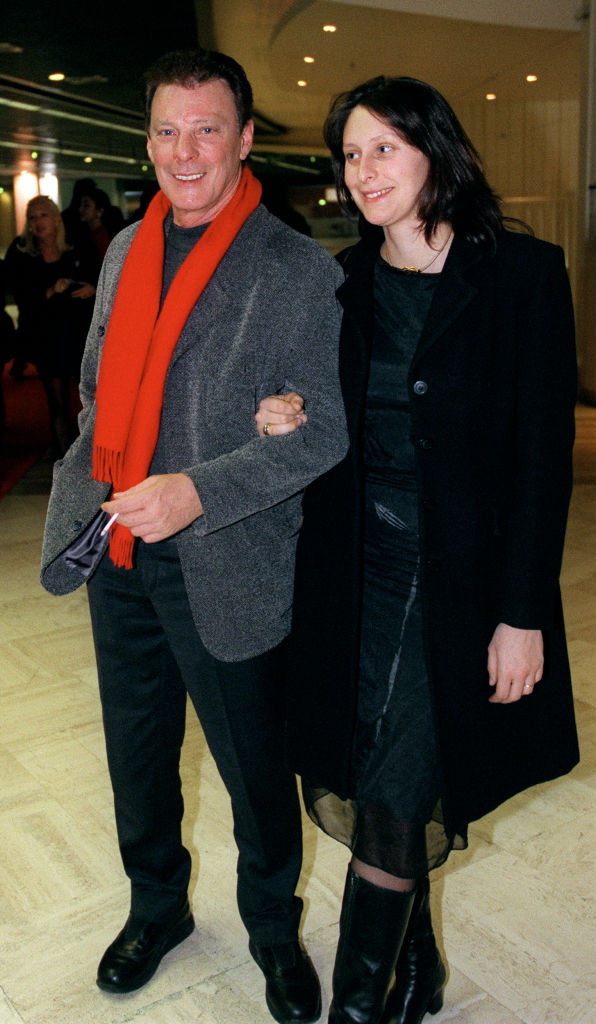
0, 408, 594, 1024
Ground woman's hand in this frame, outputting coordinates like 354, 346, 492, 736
70, 282, 96, 299
47, 277, 71, 299
255, 392, 307, 437
487, 623, 544, 703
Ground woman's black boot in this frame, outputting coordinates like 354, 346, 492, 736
328, 867, 416, 1024
381, 877, 446, 1024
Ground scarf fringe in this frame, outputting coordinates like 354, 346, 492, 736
108, 525, 135, 570
92, 446, 123, 485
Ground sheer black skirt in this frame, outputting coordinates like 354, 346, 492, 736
303, 482, 467, 875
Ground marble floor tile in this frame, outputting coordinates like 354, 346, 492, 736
0, 407, 594, 1024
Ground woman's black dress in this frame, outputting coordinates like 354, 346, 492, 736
306, 258, 460, 875
5, 243, 96, 379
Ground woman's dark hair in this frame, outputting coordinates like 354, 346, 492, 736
81, 186, 110, 215
144, 49, 253, 133
324, 76, 503, 248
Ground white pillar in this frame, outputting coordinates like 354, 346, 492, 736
13, 171, 39, 236
38, 173, 59, 205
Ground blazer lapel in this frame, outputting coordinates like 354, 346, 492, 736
166, 207, 265, 369
168, 276, 227, 368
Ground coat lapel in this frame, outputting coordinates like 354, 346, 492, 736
414, 236, 484, 362
336, 246, 375, 335
337, 235, 487, 369
336, 243, 376, 432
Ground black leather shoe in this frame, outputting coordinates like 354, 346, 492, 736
249, 939, 321, 1023
97, 900, 194, 993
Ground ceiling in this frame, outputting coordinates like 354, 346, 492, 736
0, 0, 584, 186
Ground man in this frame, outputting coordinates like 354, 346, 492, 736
41, 49, 347, 1024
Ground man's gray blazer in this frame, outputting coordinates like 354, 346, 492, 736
41, 204, 347, 662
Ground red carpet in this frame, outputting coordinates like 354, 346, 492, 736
0, 363, 52, 500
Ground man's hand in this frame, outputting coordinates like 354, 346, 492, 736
101, 473, 203, 544
255, 392, 307, 437
487, 623, 544, 703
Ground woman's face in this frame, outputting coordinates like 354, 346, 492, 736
342, 105, 430, 231
79, 195, 101, 223
27, 201, 60, 241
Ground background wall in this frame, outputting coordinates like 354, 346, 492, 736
459, 96, 580, 298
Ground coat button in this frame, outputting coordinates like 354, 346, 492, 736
415, 437, 433, 450
98, 325, 105, 337
425, 557, 442, 571
413, 380, 428, 395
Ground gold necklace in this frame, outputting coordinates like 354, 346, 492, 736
384, 231, 453, 273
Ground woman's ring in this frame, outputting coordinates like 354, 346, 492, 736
263, 423, 271, 436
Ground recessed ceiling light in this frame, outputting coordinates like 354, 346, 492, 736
304, 56, 315, 63
526, 74, 538, 83
486, 93, 497, 101
297, 80, 307, 87
323, 25, 336, 32
48, 72, 65, 82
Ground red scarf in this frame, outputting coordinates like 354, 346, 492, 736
92, 165, 262, 568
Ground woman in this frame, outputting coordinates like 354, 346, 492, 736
79, 187, 112, 263
79, 186, 124, 268
5, 195, 96, 455
256, 77, 579, 1024
0, 258, 16, 430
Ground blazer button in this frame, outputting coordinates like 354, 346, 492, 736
415, 437, 433, 450
413, 380, 428, 395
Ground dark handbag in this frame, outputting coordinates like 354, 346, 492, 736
62, 508, 115, 580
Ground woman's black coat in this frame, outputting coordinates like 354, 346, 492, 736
286, 229, 579, 839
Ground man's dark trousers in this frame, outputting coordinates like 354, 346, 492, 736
87, 536, 303, 945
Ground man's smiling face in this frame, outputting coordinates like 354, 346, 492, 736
147, 78, 254, 227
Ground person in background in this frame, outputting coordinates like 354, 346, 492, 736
41, 48, 347, 1024
79, 187, 113, 261
256, 76, 578, 1024
5, 195, 96, 455
62, 177, 97, 248
126, 182, 160, 225
0, 258, 16, 430
79, 186, 125, 278
260, 180, 312, 236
